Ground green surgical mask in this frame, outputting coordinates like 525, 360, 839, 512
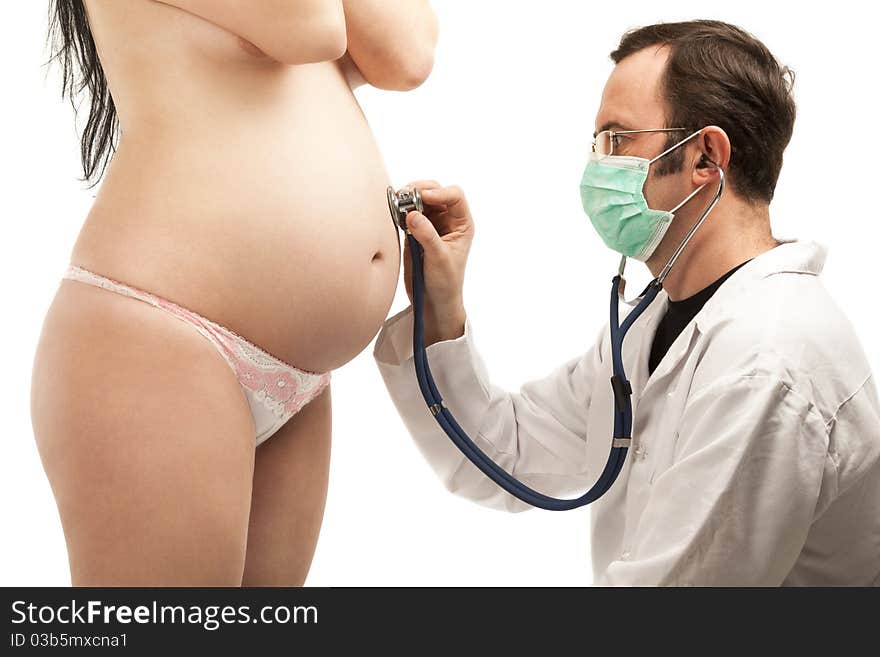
579, 131, 707, 262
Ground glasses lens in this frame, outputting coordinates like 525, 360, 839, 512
594, 131, 613, 156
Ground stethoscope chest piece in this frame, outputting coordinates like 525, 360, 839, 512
387, 186, 424, 233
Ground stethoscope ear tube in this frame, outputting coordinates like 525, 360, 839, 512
609, 275, 661, 451
407, 231, 637, 510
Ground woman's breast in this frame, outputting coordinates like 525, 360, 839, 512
72, 6, 402, 373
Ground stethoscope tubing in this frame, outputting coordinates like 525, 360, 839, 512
408, 232, 636, 510
399, 165, 722, 510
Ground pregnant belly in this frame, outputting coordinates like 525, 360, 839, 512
211, 180, 402, 374
72, 67, 402, 373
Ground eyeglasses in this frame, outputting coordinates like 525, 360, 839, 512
592, 128, 691, 157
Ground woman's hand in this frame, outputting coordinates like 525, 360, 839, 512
402, 181, 474, 345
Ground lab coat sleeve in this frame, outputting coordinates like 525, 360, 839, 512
600, 373, 830, 586
372, 305, 599, 512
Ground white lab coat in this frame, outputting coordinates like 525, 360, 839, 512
373, 240, 880, 586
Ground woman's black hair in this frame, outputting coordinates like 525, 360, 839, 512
48, 0, 117, 185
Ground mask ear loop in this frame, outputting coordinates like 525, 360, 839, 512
617, 131, 724, 300
646, 129, 726, 284
657, 163, 726, 284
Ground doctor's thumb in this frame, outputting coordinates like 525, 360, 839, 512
407, 211, 443, 255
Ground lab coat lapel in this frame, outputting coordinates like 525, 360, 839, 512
632, 240, 801, 397
625, 291, 668, 404
638, 319, 698, 400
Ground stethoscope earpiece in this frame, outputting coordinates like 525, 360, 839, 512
697, 154, 721, 170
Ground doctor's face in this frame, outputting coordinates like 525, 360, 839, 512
594, 46, 697, 230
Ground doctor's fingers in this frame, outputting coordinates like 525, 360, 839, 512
419, 186, 471, 222
406, 179, 448, 214
406, 179, 442, 191
418, 208, 458, 236
405, 211, 447, 258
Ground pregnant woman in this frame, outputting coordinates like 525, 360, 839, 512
30, 0, 437, 585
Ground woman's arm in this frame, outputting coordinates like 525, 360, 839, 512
153, 0, 347, 64
342, 0, 438, 91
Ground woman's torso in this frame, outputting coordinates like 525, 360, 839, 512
70, 0, 401, 373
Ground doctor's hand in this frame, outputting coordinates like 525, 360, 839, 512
402, 181, 473, 346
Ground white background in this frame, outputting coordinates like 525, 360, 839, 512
1, 1, 878, 586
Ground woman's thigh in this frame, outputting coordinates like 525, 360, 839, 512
31, 281, 257, 586
242, 384, 332, 586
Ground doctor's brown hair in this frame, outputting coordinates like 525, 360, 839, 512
611, 20, 796, 204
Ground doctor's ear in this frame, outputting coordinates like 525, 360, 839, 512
692, 125, 730, 184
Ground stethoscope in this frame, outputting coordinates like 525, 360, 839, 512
386, 167, 725, 510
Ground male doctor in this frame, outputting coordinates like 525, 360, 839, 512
373, 20, 880, 585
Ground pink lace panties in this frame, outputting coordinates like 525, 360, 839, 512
62, 265, 331, 446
